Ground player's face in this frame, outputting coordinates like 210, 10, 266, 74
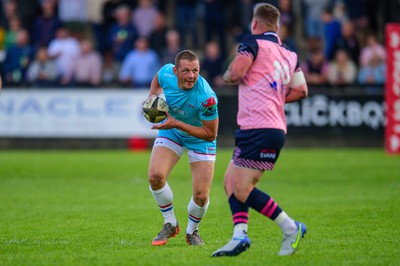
174, 59, 200, 90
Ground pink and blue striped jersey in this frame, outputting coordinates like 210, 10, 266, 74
236, 32, 300, 132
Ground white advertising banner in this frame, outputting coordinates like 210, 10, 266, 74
0, 89, 158, 138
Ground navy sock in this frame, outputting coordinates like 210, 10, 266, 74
245, 188, 282, 220
229, 194, 249, 226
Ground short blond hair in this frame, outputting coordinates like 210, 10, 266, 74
253, 3, 280, 30
175, 50, 199, 68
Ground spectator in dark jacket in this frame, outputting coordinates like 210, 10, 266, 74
2, 29, 34, 85
332, 21, 360, 65
106, 5, 138, 62
31, 0, 63, 49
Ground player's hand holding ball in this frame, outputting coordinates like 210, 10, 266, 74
142, 95, 169, 123
151, 111, 178, 130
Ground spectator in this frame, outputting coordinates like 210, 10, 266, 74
31, 0, 63, 49
201, 41, 224, 87
102, 0, 133, 35
87, 0, 108, 53
58, 0, 88, 23
58, 0, 89, 37
101, 49, 120, 86
333, 21, 360, 65
0, 4, 3, 38
2, 29, 34, 85
343, 0, 369, 33
301, 48, 329, 85
48, 27, 81, 85
204, 0, 226, 56
148, 12, 168, 57
332, 0, 348, 23
106, 5, 138, 62
160, 29, 182, 65
132, 0, 160, 38
65, 39, 103, 87
302, 0, 331, 38
327, 49, 357, 86
16, 0, 41, 30
175, 0, 199, 48
279, 22, 297, 53
237, 0, 256, 32
3, 17, 22, 49
118, 37, 160, 88
359, 33, 386, 67
0, 28, 5, 51
1, 0, 18, 30
26, 46, 58, 86
358, 54, 386, 93
278, 0, 295, 32
321, 7, 342, 60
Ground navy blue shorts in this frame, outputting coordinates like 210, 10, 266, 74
232, 128, 285, 170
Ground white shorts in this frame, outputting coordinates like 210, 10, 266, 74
153, 137, 216, 163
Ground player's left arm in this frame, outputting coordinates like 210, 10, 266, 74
152, 114, 218, 142
285, 69, 308, 103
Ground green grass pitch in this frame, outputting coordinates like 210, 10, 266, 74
0, 148, 399, 265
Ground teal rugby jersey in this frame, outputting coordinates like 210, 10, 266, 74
158, 64, 218, 132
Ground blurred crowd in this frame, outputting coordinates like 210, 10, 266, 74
0, 0, 396, 91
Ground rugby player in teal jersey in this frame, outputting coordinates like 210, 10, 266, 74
145, 50, 219, 246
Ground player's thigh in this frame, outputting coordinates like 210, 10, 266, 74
149, 132, 185, 180
148, 146, 180, 181
190, 161, 214, 203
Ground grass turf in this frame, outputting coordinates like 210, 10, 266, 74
0, 149, 399, 265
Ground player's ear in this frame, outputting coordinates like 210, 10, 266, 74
173, 66, 177, 75
251, 19, 257, 31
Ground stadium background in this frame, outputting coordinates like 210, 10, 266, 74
0, 0, 398, 149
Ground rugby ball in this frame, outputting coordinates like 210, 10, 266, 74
142, 96, 168, 123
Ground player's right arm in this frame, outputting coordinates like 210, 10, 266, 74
223, 53, 253, 84
285, 69, 308, 103
223, 37, 256, 84
148, 72, 163, 98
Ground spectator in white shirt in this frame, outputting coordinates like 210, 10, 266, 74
48, 27, 81, 85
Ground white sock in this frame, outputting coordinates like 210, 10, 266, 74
274, 211, 297, 235
186, 196, 209, 234
233, 223, 248, 238
150, 183, 177, 226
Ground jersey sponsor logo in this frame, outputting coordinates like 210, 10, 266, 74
163, 73, 174, 78
202, 106, 217, 117
270, 81, 278, 91
170, 107, 188, 118
202, 97, 217, 108
260, 149, 276, 159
